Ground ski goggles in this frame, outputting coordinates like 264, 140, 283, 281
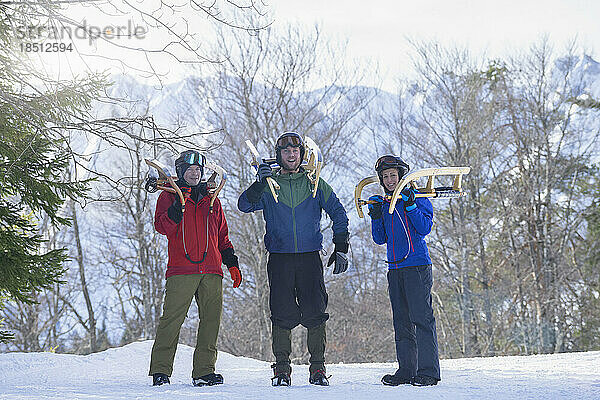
276, 133, 303, 149
182, 150, 205, 166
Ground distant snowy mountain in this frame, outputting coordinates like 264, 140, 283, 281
1, 341, 598, 399
95, 73, 204, 131
554, 54, 600, 96
96, 53, 600, 173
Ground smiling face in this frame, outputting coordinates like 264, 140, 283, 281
279, 146, 302, 173
382, 168, 400, 192
183, 165, 202, 186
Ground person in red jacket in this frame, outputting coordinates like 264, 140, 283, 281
149, 150, 242, 387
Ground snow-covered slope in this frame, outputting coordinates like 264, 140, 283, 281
1, 341, 598, 399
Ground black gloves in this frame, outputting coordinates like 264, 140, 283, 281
167, 199, 183, 224
256, 162, 273, 183
368, 190, 416, 215
192, 182, 208, 199
367, 195, 384, 219
401, 187, 416, 211
220, 247, 239, 269
327, 232, 349, 274
245, 181, 266, 204
245, 163, 276, 204
246, 163, 273, 204
167, 182, 195, 224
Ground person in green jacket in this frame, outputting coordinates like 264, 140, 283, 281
238, 132, 349, 387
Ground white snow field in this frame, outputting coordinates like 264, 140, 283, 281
1, 341, 599, 399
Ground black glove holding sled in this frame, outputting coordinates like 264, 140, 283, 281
167, 199, 183, 224
367, 195, 384, 219
246, 163, 273, 203
256, 162, 273, 183
245, 181, 266, 204
327, 232, 349, 274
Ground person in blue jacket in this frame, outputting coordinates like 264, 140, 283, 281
238, 132, 349, 387
367, 155, 440, 387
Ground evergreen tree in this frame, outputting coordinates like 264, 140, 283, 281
0, 128, 88, 300
0, 124, 90, 342
0, 2, 101, 343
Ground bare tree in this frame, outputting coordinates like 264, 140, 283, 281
371, 38, 600, 357
0, 0, 272, 353
493, 39, 600, 353
188, 22, 376, 362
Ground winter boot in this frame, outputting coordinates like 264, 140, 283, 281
192, 373, 223, 386
271, 363, 292, 386
152, 373, 170, 386
307, 322, 327, 384
271, 324, 292, 386
381, 369, 412, 386
309, 369, 330, 386
411, 375, 439, 386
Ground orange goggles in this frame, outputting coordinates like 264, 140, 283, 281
276, 134, 303, 149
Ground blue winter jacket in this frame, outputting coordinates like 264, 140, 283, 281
371, 196, 433, 268
238, 170, 349, 253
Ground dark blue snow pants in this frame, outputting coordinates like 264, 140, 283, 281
387, 265, 440, 381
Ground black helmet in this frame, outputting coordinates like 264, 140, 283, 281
275, 132, 305, 167
375, 155, 410, 186
175, 150, 205, 181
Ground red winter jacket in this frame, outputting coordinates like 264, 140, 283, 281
154, 190, 234, 279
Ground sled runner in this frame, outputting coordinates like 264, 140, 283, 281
303, 136, 323, 198
144, 157, 227, 213
245, 140, 281, 203
144, 158, 186, 210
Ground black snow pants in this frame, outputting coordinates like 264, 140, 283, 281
267, 251, 329, 330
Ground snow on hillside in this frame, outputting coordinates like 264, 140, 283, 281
1, 341, 599, 399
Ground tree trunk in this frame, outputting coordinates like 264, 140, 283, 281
71, 201, 97, 353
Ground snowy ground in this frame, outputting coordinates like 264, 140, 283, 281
1, 341, 599, 399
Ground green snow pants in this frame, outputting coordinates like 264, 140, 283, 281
149, 273, 223, 379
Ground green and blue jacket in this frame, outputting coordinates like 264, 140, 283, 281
238, 170, 349, 253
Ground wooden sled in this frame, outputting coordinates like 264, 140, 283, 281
245, 140, 281, 203
245, 136, 324, 201
144, 157, 227, 213
355, 166, 471, 218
